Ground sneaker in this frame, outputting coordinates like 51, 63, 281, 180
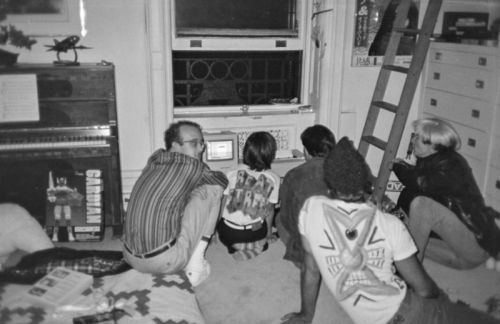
185, 259, 211, 287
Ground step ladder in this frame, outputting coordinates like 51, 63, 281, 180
358, 0, 442, 204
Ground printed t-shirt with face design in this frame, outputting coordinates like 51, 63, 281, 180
298, 196, 417, 324
222, 165, 281, 226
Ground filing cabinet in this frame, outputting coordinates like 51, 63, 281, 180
420, 42, 500, 209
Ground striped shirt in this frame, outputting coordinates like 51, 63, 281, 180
123, 150, 228, 254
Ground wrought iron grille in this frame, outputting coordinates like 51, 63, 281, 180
172, 51, 301, 107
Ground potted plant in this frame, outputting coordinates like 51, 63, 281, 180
0, 0, 37, 66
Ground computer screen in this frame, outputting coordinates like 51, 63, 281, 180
203, 131, 238, 172
206, 139, 234, 161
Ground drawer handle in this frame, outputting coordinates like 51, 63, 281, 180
471, 109, 480, 118
430, 98, 437, 106
475, 80, 484, 89
496, 180, 500, 190
467, 138, 476, 147
435, 52, 442, 60
478, 57, 487, 66
433, 72, 440, 80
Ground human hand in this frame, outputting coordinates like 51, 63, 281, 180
380, 195, 396, 212
190, 186, 208, 200
391, 158, 415, 170
392, 158, 407, 165
280, 312, 312, 324
210, 232, 219, 246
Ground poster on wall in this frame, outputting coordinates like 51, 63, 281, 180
352, 0, 419, 67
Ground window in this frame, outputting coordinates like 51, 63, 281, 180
173, 51, 301, 107
175, 0, 298, 38
170, 0, 309, 112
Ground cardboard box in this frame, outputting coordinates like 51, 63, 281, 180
46, 169, 104, 242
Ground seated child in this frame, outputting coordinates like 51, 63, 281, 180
217, 131, 280, 261
0, 203, 54, 270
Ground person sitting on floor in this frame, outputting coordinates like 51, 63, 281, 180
217, 131, 280, 261
276, 124, 336, 268
280, 137, 500, 324
0, 203, 54, 270
393, 117, 500, 270
122, 120, 228, 286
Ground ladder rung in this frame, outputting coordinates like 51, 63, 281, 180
372, 101, 398, 113
383, 65, 409, 74
361, 135, 387, 151
393, 27, 420, 35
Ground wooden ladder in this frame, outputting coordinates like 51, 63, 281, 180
358, 0, 442, 204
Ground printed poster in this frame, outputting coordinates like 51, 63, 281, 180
352, 0, 420, 67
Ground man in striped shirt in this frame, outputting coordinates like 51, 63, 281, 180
123, 120, 228, 286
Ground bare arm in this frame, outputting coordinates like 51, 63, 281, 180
394, 254, 440, 298
281, 235, 322, 324
263, 202, 276, 238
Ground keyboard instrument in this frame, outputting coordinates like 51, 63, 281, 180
0, 63, 124, 237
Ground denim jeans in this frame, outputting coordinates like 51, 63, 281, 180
407, 196, 488, 269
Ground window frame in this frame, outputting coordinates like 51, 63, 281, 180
170, 0, 308, 51
167, 0, 313, 116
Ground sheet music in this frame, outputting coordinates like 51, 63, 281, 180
0, 74, 40, 122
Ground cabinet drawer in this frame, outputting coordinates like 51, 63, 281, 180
423, 113, 490, 161
422, 89, 493, 132
485, 166, 500, 209
490, 135, 500, 169
426, 63, 496, 101
429, 47, 496, 70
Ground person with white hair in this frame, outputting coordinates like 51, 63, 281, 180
393, 117, 500, 270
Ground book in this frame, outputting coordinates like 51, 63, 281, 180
25, 267, 93, 309
46, 169, 104, 242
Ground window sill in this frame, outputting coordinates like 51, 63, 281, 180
174, 104, 313, 119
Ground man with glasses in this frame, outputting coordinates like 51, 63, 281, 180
123, 120, 228, 286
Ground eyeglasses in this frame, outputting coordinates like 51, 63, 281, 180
181, 138, 205, 146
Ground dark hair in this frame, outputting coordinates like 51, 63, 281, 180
301, 125, 336, 157
324, 137, 370, 202
164, 120, 202, 150
243, 132, 277, 171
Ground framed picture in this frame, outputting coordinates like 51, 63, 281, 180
352, 0, 420, 67
4, 0, 81, 37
